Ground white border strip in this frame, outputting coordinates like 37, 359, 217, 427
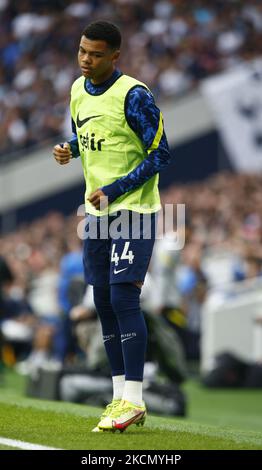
0, 437, 61, 450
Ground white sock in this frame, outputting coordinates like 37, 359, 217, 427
122, 380, 143, 407
112, 375, 125, 400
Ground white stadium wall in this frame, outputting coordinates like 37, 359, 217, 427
201, 278, 262, 372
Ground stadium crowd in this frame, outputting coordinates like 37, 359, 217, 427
1, 172, 262, 371
0, 0, 261, 159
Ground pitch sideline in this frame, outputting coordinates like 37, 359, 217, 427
0, 436, 61, 450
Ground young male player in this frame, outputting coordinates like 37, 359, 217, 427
53, 21, 171, 432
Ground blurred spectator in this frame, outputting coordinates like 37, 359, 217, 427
177, 243, 208, 359
0, 211, 84, 368
0, 255, 14, 369
0, 255, 34, 366
58, 236, 85, 360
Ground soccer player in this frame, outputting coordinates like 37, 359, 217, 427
53, 21, 171, 432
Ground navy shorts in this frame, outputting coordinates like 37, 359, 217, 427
83, 210, 157, 286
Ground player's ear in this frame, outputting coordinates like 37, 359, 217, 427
112, 49, 120, 62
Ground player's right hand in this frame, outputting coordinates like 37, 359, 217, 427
53, 142, 72, 165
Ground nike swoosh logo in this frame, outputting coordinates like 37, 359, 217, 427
114, 410, 145, 428
121, 337, 134, 343
76, 113, 102, 128
113, 268, 128, 275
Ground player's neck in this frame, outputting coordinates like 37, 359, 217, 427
90, 67, 115, 85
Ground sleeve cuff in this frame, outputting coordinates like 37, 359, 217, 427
67, 139, 80, 159
101, 181, 123, 204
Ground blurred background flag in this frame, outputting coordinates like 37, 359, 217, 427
201, 59, 262, 172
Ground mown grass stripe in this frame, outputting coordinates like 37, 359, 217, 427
1, 397, 261, 448
0, 401, 261, 450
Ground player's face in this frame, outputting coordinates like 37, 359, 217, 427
78, 36, 120, 84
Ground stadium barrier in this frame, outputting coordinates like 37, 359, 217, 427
201, 277, 262, 372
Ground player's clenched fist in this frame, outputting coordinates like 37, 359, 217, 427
53, 142, 72, 165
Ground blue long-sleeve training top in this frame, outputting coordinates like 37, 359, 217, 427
68, 69, 171, 203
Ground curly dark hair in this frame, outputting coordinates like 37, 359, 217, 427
82, 21, 121, 50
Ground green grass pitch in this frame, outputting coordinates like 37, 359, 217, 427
0, 370, 261, 450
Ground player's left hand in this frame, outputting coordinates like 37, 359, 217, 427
88, 189, 108, 210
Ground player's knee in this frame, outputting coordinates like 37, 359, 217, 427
110, 282, 141, 318
93, 285, 111, 313
133, 280, 143, 289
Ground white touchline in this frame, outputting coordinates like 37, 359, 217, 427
0, 437, 62, 450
